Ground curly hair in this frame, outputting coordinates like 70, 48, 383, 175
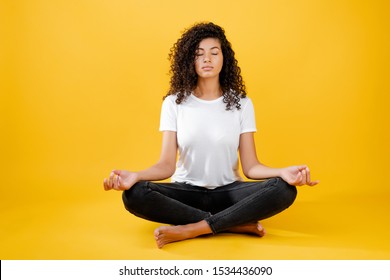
164, 22, 246, 110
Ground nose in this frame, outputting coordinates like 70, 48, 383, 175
203, 55, 211, 63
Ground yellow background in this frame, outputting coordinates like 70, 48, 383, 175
1, 0, 389, 259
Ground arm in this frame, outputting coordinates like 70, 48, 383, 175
239, 132, 319, 186
103, 131, 177, 191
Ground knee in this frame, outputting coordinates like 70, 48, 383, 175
122, 181, 149, 212
274, 177, 297, 207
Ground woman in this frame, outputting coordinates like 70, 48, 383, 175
103, 22, 318, 249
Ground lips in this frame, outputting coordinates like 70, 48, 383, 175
202, 66, 213, 70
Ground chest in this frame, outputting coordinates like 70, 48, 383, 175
176, 105, 241, 148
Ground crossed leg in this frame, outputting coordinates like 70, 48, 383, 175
154, 220, 265, 249
124, 179, 296, 249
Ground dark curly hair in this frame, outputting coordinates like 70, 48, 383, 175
164, 22, 246, 110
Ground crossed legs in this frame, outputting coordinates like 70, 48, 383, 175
122, 178, 296, 248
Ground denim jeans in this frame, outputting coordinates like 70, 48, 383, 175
122, 177, 297, 233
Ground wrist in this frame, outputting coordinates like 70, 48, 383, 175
135, 172, 142, 182
277, 168, 285, 178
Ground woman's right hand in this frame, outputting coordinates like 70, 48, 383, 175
103, 170, 139, 191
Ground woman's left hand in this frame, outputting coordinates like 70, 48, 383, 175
280, 165, 319, 186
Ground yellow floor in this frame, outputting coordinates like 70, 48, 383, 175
1, 181, 389, 260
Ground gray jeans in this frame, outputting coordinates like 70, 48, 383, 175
122, 177, 297, 233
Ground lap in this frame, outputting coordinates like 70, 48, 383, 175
125, 178, 288, 214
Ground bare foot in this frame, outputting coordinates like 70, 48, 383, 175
154, 220, 212, 249
226, 222, 266, 237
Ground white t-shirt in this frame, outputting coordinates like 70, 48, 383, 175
159, 94, 257, 189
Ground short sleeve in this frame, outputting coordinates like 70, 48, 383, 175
240, 98, 257, 133
159, 96, 177, 131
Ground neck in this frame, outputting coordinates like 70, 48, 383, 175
194, 79, 222, 100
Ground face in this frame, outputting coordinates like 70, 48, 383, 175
194, 38, 223, 79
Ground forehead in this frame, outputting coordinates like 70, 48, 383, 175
197, 38, 221, 49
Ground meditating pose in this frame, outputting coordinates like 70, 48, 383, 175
103, 22, 318, 249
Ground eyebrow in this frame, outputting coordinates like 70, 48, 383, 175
196, 46, 220, 50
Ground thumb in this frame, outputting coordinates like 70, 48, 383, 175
112, 170, 122, 176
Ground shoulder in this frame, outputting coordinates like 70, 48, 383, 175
239, 95, 252, 105
226, 90, 254, 110
236, 95, 254, 112
163, 94, 177, 104
162, 94, 179, 109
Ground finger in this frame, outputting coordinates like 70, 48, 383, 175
301, 170, 307, 185
297, 165, 308, 171
112, 170, 122, 189
293, 172, 303, 186
114, 175, 121, 190
109, 171, 115, 188
103, 178, 111, 191
305, 167, 311, 184
308, 180, 320, 186
304, 167, 319, 186
112, 175, 118, 190
117, 176, 121, 188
